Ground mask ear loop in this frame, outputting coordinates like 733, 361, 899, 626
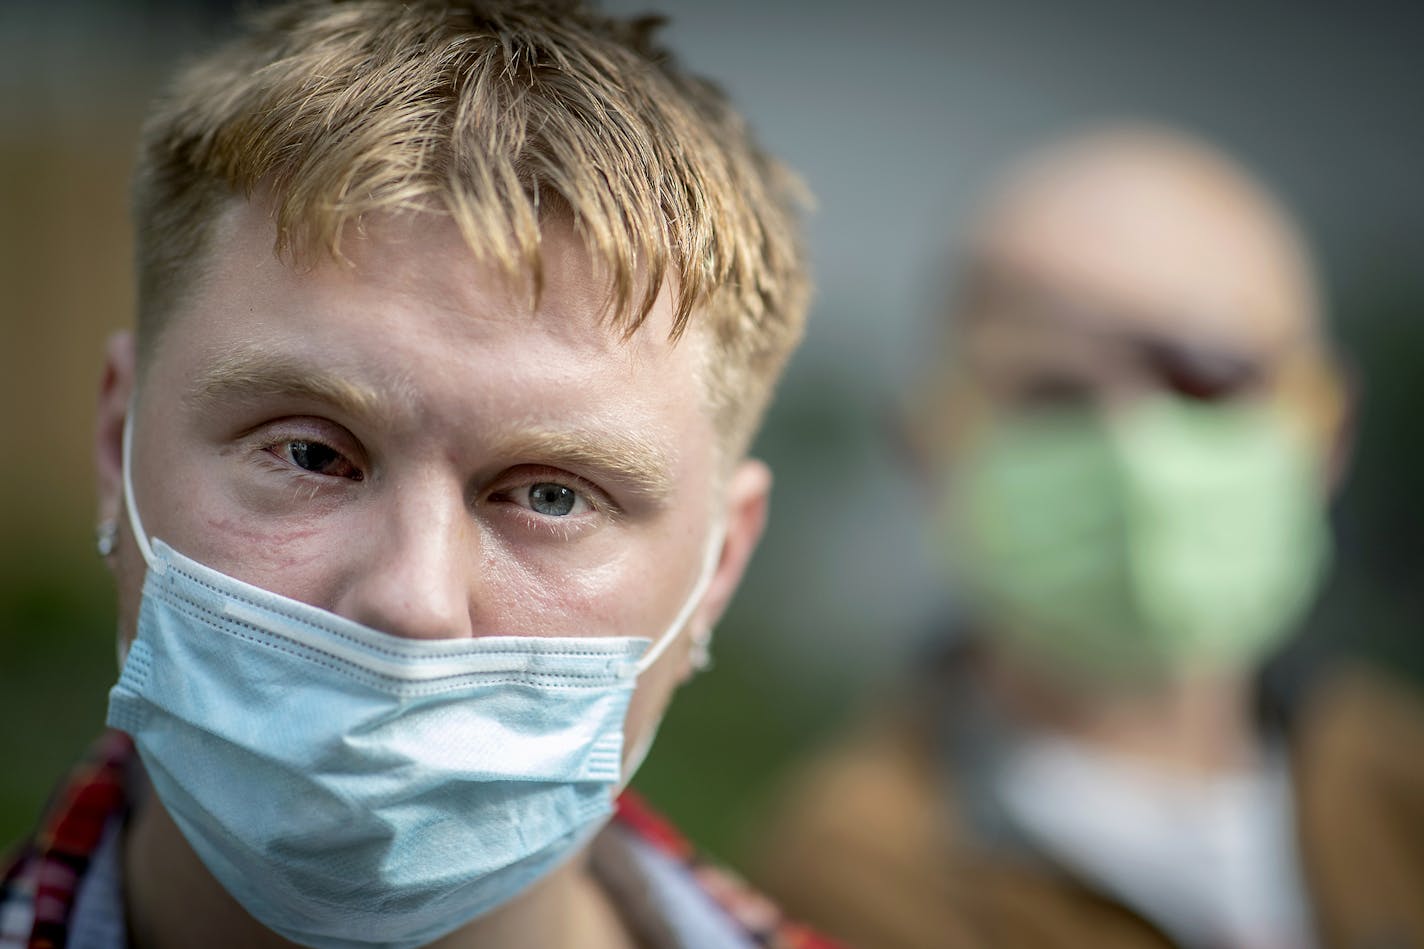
121, 410, 156, 568
116, 411, 157, 672
617, 522, 725, 788
618, 719, 661, 792
624, 522, 725, 679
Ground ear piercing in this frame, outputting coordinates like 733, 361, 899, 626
96, 521, 118, 558
690, 633, 713, 672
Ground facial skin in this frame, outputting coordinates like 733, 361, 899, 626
919, 127, 1345, 476
93, 198, 771, 948
917, 128, 1349, 773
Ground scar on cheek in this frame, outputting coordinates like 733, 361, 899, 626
202, 515, 329, 573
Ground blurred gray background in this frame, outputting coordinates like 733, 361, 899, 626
3, 0, 1421, 860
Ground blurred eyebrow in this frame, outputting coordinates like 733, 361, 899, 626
187, 349, 395, 423
484, 425, 676, 503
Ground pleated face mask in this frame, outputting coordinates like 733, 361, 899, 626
940, 396, 1329, 683
107, 417, 721, 949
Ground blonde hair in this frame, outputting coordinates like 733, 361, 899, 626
133, 0, 809, 453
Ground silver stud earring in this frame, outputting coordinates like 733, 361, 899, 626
689, 633, 713, 672
96, 520, 118, 558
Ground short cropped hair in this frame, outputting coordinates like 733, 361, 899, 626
133, 0, 809, 454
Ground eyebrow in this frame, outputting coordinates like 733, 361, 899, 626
482, 424, 677, 504
188, 349, 395, 423
187, 349, 676, 503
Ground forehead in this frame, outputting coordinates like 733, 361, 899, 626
963, 149, 1321, 361
170, 196, 700, 358
190, 198, 636, 343
147, 198, 712, 464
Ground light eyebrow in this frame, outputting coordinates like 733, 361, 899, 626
187, 349, 395, 423
188, 350, 676, 502
485, 425, 676, 504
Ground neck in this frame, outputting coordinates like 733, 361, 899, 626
122, 770, 640, 949
982, 649, 1261, 777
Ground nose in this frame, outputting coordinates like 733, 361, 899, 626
335, 474, 478, 640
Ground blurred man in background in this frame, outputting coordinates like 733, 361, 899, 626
0, 2, 841, 948
753, 126, 1424, 948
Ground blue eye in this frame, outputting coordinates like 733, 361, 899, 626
528, 483, 577, 516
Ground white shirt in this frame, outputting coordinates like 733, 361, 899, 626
995, 735, 1316, 949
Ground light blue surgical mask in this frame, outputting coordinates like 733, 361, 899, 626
107, 418, 720, 949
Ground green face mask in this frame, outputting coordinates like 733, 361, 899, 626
943, 397, 1330, 682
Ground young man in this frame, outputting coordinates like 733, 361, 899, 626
753, 127, 1424, 948
0, 2, 837, 947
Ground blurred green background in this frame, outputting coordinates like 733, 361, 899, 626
3, 0, 1422, 871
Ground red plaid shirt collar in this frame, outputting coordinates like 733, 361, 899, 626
1, 732, 842, 949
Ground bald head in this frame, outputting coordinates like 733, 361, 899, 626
965, 126, 1325, 355
912, 125, 1347, 464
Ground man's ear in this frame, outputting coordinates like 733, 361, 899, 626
683, 458, 772, 677
96, 332, 137, 539
1324, 357, 1357, 499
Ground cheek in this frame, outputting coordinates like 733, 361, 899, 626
476, 516, 708, 643
205, 507, 327, 576
476, 538, 655, 638
154, 475, 359, 609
